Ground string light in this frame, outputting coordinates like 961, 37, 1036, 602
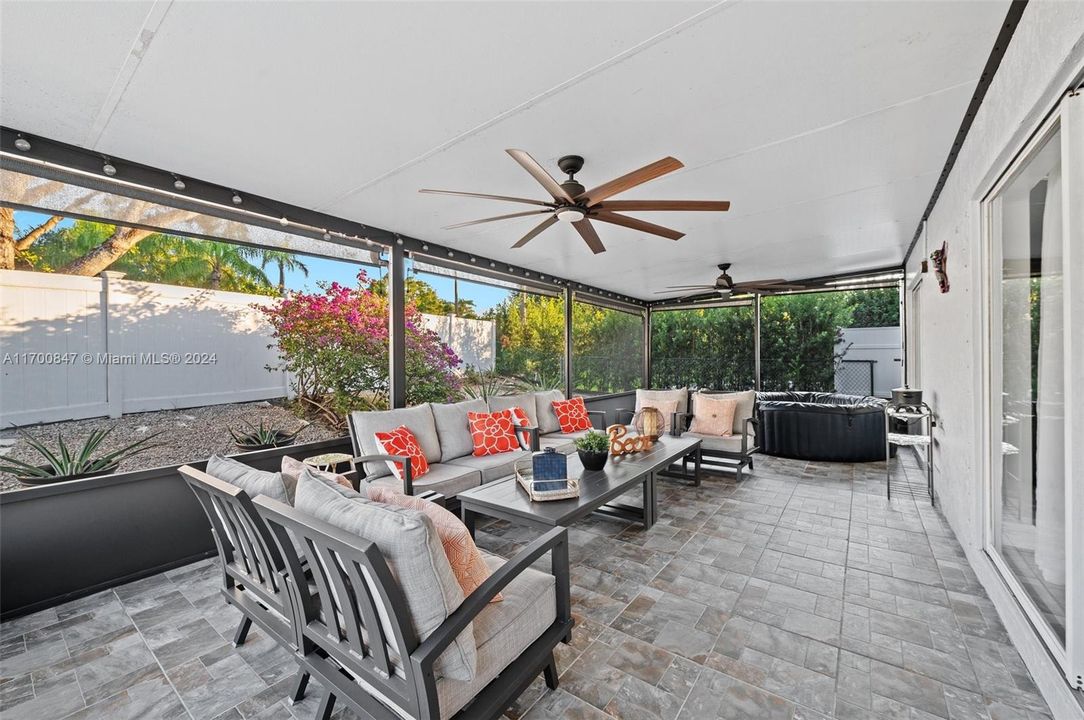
13, 135, 31, 152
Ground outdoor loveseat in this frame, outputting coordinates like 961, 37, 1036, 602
756, 391, 887, 462
347, 390, 605, 498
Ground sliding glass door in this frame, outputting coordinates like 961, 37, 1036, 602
984, 92, 1082, 686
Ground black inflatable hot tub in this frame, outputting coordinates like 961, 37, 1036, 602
756, 391, 888, 462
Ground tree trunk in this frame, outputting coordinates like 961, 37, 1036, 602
59, 226, 157, 276
278, 262, 285, 295
209, 263, 222, 290
0, 207, 15, 270
16, 215, 63, 250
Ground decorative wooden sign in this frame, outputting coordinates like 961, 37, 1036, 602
607, 424, 653, 456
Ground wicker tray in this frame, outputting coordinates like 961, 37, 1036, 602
514, 464, 581, 502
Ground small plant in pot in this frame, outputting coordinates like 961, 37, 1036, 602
230, 420, 302, 451
0, 426, 164, 485
574, 430, 610, 472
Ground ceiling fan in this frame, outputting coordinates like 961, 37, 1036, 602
657, 263, 805, 301
420, 149, 730, 254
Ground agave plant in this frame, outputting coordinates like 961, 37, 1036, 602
0, 426, 164, 482
460, 371, 510, 402
230, 419, 301, 448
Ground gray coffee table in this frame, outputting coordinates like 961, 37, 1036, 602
458, 436, 700, 536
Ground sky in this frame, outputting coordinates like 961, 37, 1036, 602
15, 210, 511, 312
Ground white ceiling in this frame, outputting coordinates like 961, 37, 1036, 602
0, 1, 1010, 299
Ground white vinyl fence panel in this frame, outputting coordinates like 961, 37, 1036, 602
420, 314, 496, 372
0, 270, 289, 426
836, 326, 903, 398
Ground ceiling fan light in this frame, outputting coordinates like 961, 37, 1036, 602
555, 207, 586, 223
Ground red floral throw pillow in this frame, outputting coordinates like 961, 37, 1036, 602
467, 410, 521, 456
509, 406, 533, 449
373, 425, 430, 480
552, 396, 592, 433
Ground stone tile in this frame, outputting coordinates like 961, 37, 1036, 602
869, 659, 949, 719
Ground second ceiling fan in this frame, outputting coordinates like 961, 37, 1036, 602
420, 149, 730, 254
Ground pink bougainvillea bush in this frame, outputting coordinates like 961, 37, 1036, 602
259, 271, 461, 425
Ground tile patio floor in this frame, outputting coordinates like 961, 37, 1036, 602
0, 452, 1054, 720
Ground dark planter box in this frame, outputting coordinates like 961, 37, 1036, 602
0, 437, 352, 621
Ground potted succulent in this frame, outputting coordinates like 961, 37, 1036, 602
0, 426, 164, 485
574, 430, 610, 472
230, 419, 302, 451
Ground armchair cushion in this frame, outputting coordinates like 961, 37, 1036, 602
432, 398, 488, 462
206, 455, 289, 504
368, 486, 501, 603
635, 388, 689, 413
698, 389, 756, 435
533, 390, 565, 434
684, 431, 754, 454
294, 471, 478, 682
281, 455, 353, 503
350, 404, 440, 479
436, 553, 556, 719
487, 392, 539, 427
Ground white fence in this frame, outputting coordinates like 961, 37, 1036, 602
836, 326, 903, 398
0, 270, 496, 427
0, 270, 290, 426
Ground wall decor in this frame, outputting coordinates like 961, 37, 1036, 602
931, 241, 949, 293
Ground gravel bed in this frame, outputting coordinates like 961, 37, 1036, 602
0, 401, 343, 493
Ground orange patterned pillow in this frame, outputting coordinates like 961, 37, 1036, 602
509, 406, 533, 449
689, 394, 737, 437
373, 425, 430, 480
552, 396, 592, 433
367, 486, 502, 602
467, 410, 521, 456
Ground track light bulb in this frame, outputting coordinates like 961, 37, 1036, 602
14, 136, 31, 152
102, 161, 117, 176
173, 177, 186, 190
279, 216, 289, 226
232, 193, 242, 205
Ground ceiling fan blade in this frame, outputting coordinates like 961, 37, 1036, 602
592, 211, 684, 241
511, 216, 558, 248
579, 157, 684, 205
572, 219, 606, 254
420, 189, 552, 207
506, 149, 574, 203
596, 200, 730, 212
739, 278, 787, 285
444, 209, 552, 230
655, 286, 716, 293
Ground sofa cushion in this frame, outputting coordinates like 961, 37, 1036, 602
432, 399, 488, 462
294, 471, 477, 682
685, 431, 753, 454
698, 390, 755, 435
350, 404, 440, 479
436, 553, 556, 719
533, 390, 565, 434
446, 450, 530, 483
206, 455, 289, 504
538, 429, 593, 454
487, 392, 539, 428
369, 462, 482, 498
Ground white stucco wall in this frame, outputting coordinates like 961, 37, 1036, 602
903, 3, 1084, 713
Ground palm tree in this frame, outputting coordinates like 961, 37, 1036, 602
259, 249, 309, 294
163, 239, 273, 293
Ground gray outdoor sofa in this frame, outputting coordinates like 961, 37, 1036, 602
347, 390, 606, 498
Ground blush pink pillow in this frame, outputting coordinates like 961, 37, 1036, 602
689, 394, 737, 437
281, 455, 352, 504
367, 485, 502, 602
